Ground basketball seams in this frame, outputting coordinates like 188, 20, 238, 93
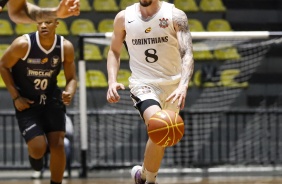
175, 113, 184, 137
163, 110, 173, 126
164, 110, 175, 147
147, 109, 184, 147
175, 124, 184, 136
157, 135, 170, 146
147, 123, 184, 133
148, 117, 170, 145
149, 117, 169, 126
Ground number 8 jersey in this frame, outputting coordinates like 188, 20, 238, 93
11, 31, 63, 103
125, 2, 182, 85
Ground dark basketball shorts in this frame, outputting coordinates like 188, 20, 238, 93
15, 100, 66, 143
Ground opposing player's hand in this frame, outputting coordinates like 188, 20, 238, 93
66, 0, 80, 15
107, 82, 125, 103
165, 85, 188, 110
56, 0, 80, 19
62, 91, 72, 105
14, 97, 34, 111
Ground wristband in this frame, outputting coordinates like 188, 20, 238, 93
13, 95, 20, 102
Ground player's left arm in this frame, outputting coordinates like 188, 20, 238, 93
62, 39, 77, 106
166, 8, 194, 110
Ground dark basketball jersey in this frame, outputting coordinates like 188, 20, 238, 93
12, 32, 64, 105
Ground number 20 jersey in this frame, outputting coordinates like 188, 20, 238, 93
125, 2, 182, 85
11, 31, 63, 101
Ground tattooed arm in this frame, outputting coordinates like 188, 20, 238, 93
7, 0, 80, 24
166, 7, 194, 110
173, 8, 194, 90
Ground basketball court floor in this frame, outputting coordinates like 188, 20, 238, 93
0, 169, 282, 184
1, 177, 282, 184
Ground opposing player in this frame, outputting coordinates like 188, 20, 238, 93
0, 18, 77, 184
106, 0, 194, 183
0, 0, 80, 23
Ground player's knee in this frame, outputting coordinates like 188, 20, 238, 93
28, 137, 48, 158
29, 145, 47, 159
49, 138, 65, 152
47, 131, 66, 151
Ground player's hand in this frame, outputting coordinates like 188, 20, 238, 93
62, 91, 72, 105
107, 82, 125, 103
66, 0, 80, 15
165, 85, 188, 110
56, 0, 80, 19
0, 6, 3, 12
14, 97, 34, 111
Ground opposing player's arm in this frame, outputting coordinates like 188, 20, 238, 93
7, 0, 80, 24
7, 0, 53, 23
173, 8, 194, 89
0, 36, 29, 99
107, 10, 126, 85
62, 39, 77, 105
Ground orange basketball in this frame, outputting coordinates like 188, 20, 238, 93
147, 109, 185, 147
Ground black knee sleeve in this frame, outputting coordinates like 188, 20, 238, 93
137, 99, 161, 119
29, 155, 43, 171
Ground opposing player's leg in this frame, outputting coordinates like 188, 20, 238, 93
43, 100, 66, 184
47, 131, 66, 184
16, 109, 47, 171
27, 135, 48, 171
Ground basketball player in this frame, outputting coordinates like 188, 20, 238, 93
0, 0, 80, 23
0, 19, 77, 184
106, 0, 194, 183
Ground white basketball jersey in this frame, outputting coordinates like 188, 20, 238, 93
125, 2, 182, 85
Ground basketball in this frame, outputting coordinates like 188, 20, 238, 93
147, 109, 185, 147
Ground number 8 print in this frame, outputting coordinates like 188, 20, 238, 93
145, 48, 158, 63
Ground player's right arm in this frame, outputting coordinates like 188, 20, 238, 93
7, 0, 80, 24
0, 36, 34, 111
106, 10, 126, 103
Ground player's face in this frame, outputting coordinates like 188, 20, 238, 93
37, 20, 58, 36
139, 0, 153, 7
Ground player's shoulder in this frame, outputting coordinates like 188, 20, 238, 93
172, 6, 188, 20
62, 37, 72, 44
15, 35, 29, 43
62, 37, 74, 47
12, 35, 29, 49
115, 10, 125, 21
113, 10, 126, 28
